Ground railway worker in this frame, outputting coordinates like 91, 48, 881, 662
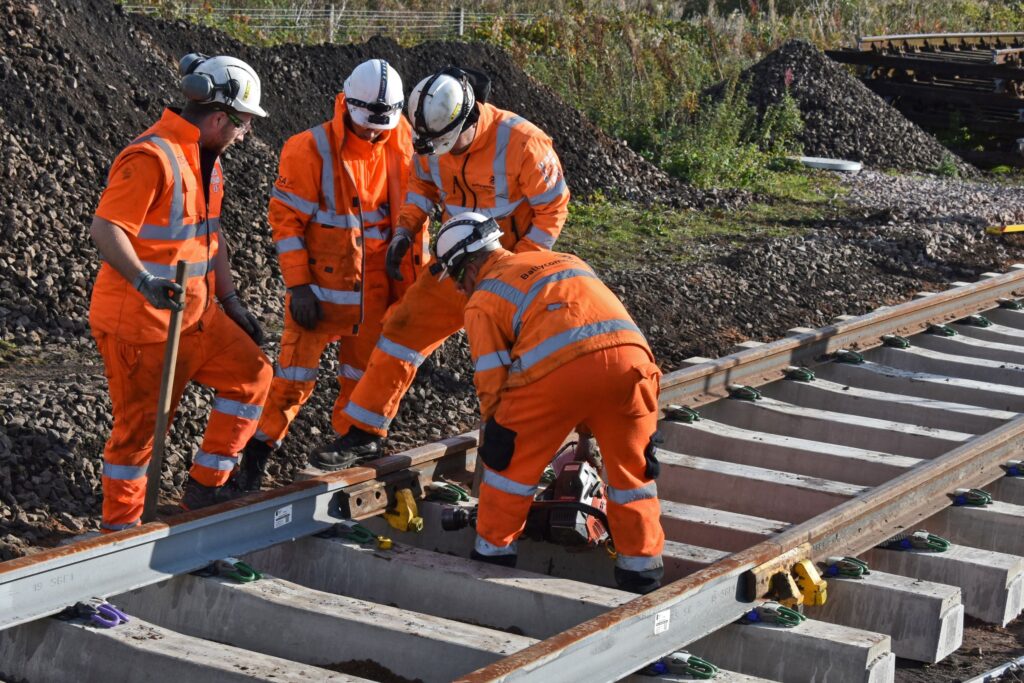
236, 59, 426, 488
88, 53, 273, 530
313, 66, 571, 469
433, 212, 665, 594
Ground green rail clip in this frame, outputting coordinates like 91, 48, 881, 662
927, 324, 958, 337
881, 334, 911, 349
958, 314, 993, 328
834, 349, 865, 364
728, 384, 762, 400
784, 366, 816, 382
664, 404, 701, 423
998, 298, 1024, 310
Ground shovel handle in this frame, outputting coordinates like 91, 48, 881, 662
141, 260, 188, 523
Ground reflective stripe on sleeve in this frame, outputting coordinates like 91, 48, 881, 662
527, 177, 567, 207
212, 397, 263, 420
482, 468, 537, 498
274, 236, 306, 255
407, 192, 435, 214
271, 187, 319, 216
475, 350, 512, 372
524, 225, 557, 249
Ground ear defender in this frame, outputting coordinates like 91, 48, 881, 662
179, 52, 241, 106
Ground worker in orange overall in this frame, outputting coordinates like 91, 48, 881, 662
89, 54, 273, 530
432, 212, 665, 594
237, 60, 425, 486
313, 66, 570, 468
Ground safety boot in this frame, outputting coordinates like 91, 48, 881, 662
311, 426, 382, 471
236, 437, 272, 492
614, 565, 664, 595
179, 476, 249, 512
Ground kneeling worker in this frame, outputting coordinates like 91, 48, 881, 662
432, 212, 665, 594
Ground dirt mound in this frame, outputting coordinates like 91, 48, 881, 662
719, 39, 975, 175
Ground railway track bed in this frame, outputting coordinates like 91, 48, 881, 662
5, 267, 1024, 682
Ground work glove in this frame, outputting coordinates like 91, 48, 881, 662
289, 284, 322, 330
220, 291, 264, 345
133, 270, 184, 312
385, 228, 413, 281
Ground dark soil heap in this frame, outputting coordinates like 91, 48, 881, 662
729, 40, 975, 175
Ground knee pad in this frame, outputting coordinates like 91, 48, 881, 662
644, 431, 662, 480
615, 565, 664, 595
471, 549, 518, 568
480, 418, 517, 471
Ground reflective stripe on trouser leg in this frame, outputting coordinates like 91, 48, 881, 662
254, 322, 332, 449
189, 307, 273, 487
475, 467, 540, 550
332, 277, 388, 436
475, 535, 518, 557
584, 344, 665, 562
94, 331, 183, 532
340, 273, 466, 436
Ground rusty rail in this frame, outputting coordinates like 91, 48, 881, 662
459, 267, 1024, 681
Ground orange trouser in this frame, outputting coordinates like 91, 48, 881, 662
95, 305, 272, 531
338, 271, 466, 436
253, 271, 390, 446
474, 344, 665, 572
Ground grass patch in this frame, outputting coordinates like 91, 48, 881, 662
561, 169, 849, 268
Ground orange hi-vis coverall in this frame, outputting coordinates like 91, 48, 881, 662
465, 249, 665, 579
90, 108, 272, 531
253, 95, 424, 446
338, 102, 570, 436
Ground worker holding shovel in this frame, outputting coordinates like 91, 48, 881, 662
88, 53, 272, 531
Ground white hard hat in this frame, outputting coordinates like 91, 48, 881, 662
344, 59, 405, 131
408, 68, 476, 156
180, 53, 268, 118
432, 212, 502, 281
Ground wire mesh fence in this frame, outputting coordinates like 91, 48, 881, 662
122, 4, 540, 43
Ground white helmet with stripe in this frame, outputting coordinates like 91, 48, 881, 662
180, 53, 268, 118
344, 59, 405, 131
433, 212, 502, 281
408, 67, 476, 156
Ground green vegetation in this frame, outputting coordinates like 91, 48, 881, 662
561, 171, 849, 268
128, 0, 1022, 196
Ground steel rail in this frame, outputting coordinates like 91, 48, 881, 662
825, 49, 1024, 82
660, 266, 1024, 407
858, 32, 1024, 51
458, 270, 1024, 681
0, 433, 477, 631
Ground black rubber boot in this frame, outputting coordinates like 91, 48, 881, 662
614, 565, 664, 595
236, 438, 272, 492
312, 426, 383, 471
179, 476, 249, 512
470, 550, 518, 568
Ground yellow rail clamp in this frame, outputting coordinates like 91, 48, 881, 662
793, 559, 828, 606
384, 488, 425, 533
987, 224, 1024, 234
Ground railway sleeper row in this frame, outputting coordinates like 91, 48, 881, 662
5, 275, 1024, 682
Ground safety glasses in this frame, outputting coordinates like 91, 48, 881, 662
347, 98, 404, 115
224, 110, 252, 133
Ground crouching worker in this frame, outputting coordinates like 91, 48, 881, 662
433, 212, 665, 594
88, 53, 273, 531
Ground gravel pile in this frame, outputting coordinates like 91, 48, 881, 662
720, 40, 976, 176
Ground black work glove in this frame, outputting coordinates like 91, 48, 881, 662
385, 228, 413, 281
133, 270, 184, 312
220, 291, 264, 345
289, 284, 322, 330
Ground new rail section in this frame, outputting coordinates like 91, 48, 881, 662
827, 32, 1024, 168
3, 267, 1024, 681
